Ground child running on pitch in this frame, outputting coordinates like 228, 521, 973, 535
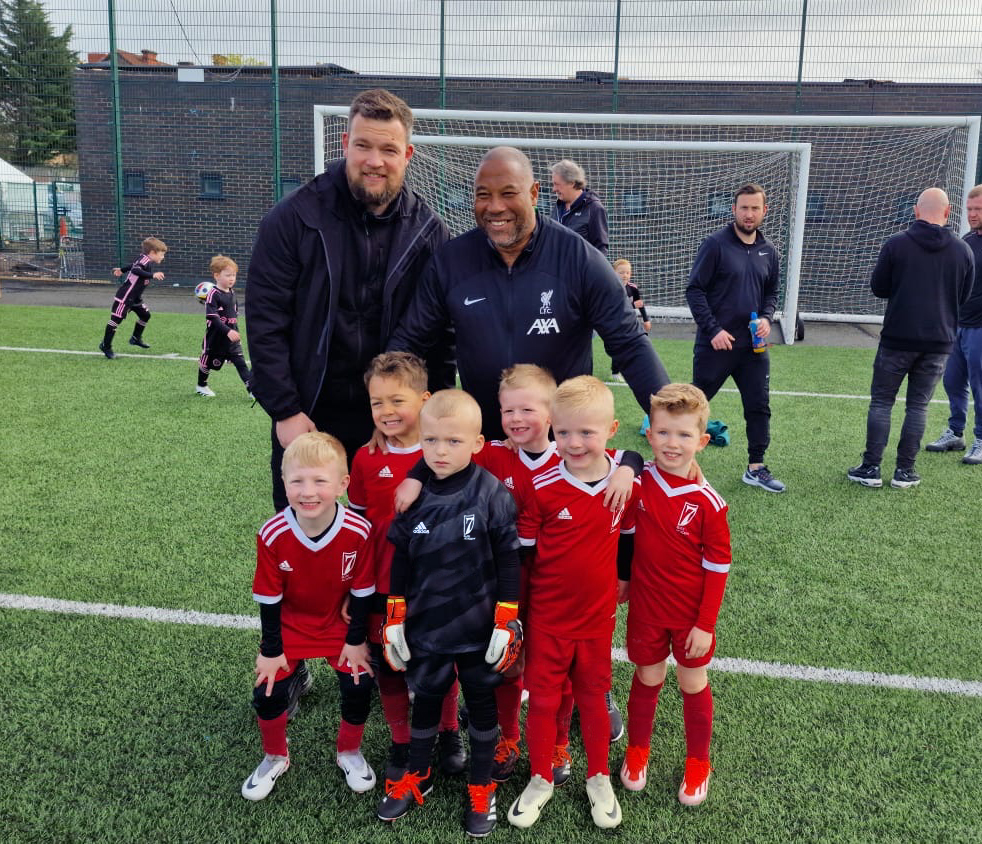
377, 389, 522, 837
347, 352, 467, 784
507, 375, 634, 831
618, 383, 732, 806
196, 255, 253, 398
99, 236, 166, 359
242, 432, 377, 802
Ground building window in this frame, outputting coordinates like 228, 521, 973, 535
621, 187, 648, 218
806, 193, 829, 223
200, 173, 224, 199
893, 192, 918, 226
280, 178, 303, 196
707, 191, 732, 219
123, 172, 145, 196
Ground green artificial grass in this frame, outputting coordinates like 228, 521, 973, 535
1, 303, 980, 842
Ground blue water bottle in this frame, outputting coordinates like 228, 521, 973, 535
749, 312, 767, 353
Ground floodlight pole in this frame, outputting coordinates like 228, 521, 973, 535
794, 0, 809, 114
271, 0, 282, 202
108, 0, 125, 264
612, 0, 622, 114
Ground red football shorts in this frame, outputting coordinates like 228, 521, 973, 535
524, 628, 613, 696
625, 617, 715, 669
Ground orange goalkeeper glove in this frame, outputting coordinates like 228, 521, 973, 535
382, 596, 411, 671
485, 601, 522, 673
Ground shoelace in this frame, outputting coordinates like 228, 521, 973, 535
623, 745, 648, 776
682, 758, 712, 793
467, 782, 497, 813
494, 738, 519, 763
551, 745, 572, 769
386, 768, 430, 805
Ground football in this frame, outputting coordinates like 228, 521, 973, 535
194, 281, 215, 303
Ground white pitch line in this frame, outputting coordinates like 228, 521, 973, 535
0, 345, 199, 362
3, 593, 979, 698
605, 382, 948, 404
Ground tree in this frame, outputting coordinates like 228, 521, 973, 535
0, 0, 77, 166
212, 53, 266, 67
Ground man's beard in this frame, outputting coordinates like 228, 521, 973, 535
349, 176, 398, 211
734, 220, 760, 236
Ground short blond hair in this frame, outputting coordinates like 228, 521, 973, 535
364, 351, 428, 393
649, 383, 710, 433
142, 237, 167, 254
282, 431, 348, 475
551, 375, 614, 422
968, 184, 982, 200
498, 364, 557, 403
209, 254, 238, 275
612, 258, 631, 272
421, 388, 482, 432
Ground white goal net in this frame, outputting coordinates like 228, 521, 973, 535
316, 108, 979, 330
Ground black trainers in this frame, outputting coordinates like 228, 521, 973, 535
491, 737, 520, 783
551, 744, 572, 787
98, 342, 116, 360
891, 468, 921, 489
606, 690, 624, 743
437, 729, 467, 776
377, 768, 434, 822
285, 659, 313, 719
742, 465, 786, 493
385, 741, 410, 783
847, 462, 882, 488
465, 783, 498, 838
128, 335, 150, 349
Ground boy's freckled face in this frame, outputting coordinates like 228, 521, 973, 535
499, 387, 551, 448
646, 409, 710, 478
420, 413, 484, 479
283, 461, 349, 531
368, 376, 428, 444
214, 267, 236, 290
552, 405, 617, 478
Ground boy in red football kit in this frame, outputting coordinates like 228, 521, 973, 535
618, 383, 731, 806
508, 375, 633, 831
242, 432, 377, 801
347, 352, 466, 782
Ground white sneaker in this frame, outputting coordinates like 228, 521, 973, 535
507, 774, 554, 828
196, 385, 216, 397
337, 749, 376, 793
585, 772, 622, 829
241, 753, 289, 801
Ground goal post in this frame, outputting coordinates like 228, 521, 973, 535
315, 106, 979, 331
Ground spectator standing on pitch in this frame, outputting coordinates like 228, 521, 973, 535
196, 255, 252, 398
925, 184, 982, 465
848, 187, 974, 489
685, 184, 786, 492
388, 146, 669, 441
99, 236, 166, 359
550, 158, 609, 255
246, 88, 452, 511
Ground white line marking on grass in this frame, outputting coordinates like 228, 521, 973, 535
604, 382, 947, 404
0, 345, 199, 362
3, 593, 979, 698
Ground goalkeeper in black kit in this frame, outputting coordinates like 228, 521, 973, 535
377, 389, 521, 838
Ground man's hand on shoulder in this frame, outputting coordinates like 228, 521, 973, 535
710, 329, 735, 351
275, 412, 317, 449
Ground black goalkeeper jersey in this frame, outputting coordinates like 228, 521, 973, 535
388, 463, 519, 656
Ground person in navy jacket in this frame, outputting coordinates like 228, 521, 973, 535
550, 159, 609, 256
389, 146, 669, 441
686, 184, 786, 493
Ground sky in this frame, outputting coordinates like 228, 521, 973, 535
41, 0, 982, 83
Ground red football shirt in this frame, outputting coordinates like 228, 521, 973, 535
626, 463, 731, 630
252, 505, 375, 659
348, 442, 423, 594
476, 440, 559, 513
519, 454, 632, 639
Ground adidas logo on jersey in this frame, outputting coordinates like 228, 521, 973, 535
278, 561, 294, 572
378, 466, 394, 478
413, 522, 430, 534
503, 476, 515, 489
557, 507, 573, 520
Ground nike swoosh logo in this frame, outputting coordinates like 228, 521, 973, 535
464, 297, 486, 306
246, 775, 263, 790
607, 807, 619, 819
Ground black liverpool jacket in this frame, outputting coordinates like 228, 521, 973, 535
246, 161, 453, 422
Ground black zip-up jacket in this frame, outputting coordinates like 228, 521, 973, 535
246, 161, 453, 422
388, 213, 669, 438
686, 224, 780, 348
551, 188, 609, 255
959, 230, 982, 328
871, 219, 974, 353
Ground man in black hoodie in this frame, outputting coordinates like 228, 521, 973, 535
848, 188, 974, 490
246, 89, 452, 510
550, 159, 609, 255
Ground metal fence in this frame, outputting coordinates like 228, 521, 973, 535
3, 1, 982, 279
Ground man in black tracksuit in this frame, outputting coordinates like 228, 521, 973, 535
246, 89, 453, 510
847, 187, 974, 490
686, 183, 785, 492
388, 146, 669, 441
550, 158, 609, 256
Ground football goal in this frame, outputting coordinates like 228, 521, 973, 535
315, 107, 979, 332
